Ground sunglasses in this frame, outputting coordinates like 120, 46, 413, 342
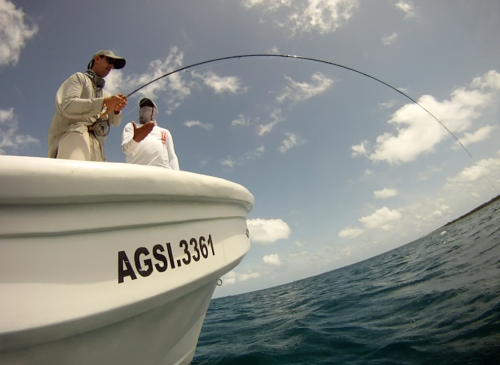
100, 55, 116, 65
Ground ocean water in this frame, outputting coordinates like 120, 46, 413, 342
192, 199, 500, 365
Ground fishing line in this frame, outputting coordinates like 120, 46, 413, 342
123, 54, 496, 192
120, 105, 139, 120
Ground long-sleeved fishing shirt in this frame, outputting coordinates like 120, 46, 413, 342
47, 72, 122, 159
121, 121, 180, 170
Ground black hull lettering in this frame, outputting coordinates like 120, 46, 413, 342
118, 251, 137, 283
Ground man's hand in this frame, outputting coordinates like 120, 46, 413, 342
104, 93, 127, 112
132, 121, 154, 142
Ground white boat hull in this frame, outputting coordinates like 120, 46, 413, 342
1, 280, 215, 365
0, 156, 254, 364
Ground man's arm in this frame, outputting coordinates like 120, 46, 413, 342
55, 73, 105, 119
166, 130, 180, 170
122, 122, 155, 154
104, 91, 126, 127
107, 99, 122, 127
56, 73, 127, 121
121, 122, 138, 155
108, 110, 122, 126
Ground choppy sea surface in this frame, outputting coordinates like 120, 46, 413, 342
192, 199, 500, 365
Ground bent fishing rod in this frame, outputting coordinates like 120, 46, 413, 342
125, 54, 466, 152
122, 53, 495, 191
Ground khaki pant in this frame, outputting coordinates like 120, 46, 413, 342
56, 132, 104, 161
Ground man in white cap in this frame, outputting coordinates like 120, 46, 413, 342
48, 50, 128, 161
121, 98, 180, 170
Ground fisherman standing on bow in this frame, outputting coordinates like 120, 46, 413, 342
48, 50, 128, 161
121, 98, 180, 170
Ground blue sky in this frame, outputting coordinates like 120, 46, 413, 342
1, 0, 500, 297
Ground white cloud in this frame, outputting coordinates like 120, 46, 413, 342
352, 140, 369, 157
293, 0, 359, 34
338, 226, 365, 238
339, 158, 500, 253
374, 188, 398, 199
263, 253, 282, 266
447, 158, 500, 184
453, 125, 497, 149
340, 247, 352, 257
379, 100, 397, 109
219, 145, 265, 169
0, 0, 38, 67
359, 207, 402, 229
102, 70, 125, 95
0, 108, 39, 154
363, 70, 500, 164
184, 120, 213, 130
258, 108, 285, 136
380, 224, 393, 231
238, 270, 262, 281
232, 114, 252, 126
268, 46, 280, 54
243, 0, 359, 34
241, 0, 292, 11
279, 132, 305, 153
0, 108, 14, 122
220, 156, 237, 168
277, 72, 333, 103
289, 250, 308, 257
247, 218, 291, 244
192, 71, 246, 94
382, 32, 398, 46
222, 270, 237, 285
221, 270, 261, 285
418, 165, 443, 181
244, 145, 265, 161
105, 47, 192, 114
470, 70, 500, 90
396, 0, 417, 18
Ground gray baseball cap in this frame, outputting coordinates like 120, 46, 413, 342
139, 98, 158, 109
87, 50, 126, 70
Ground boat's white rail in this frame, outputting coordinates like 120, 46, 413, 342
0, 156, 254, 210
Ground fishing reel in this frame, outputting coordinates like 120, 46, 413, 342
91, 118, 110, 137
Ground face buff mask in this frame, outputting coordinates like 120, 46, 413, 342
139, 106, 158, 124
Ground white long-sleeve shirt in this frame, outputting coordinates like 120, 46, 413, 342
121, 122, 180, 170
48, 72, 122, 159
